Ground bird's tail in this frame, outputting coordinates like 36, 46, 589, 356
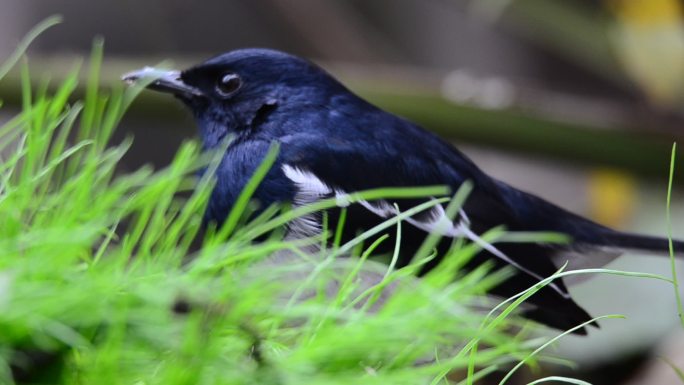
589, 229, 684, 257
495, 180, 684, 257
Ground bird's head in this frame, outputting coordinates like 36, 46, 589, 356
123, 48, 347, 147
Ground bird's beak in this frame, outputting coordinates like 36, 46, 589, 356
121, 67, 203, 97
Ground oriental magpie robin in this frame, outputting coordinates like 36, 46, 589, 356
123, 48, 683, 334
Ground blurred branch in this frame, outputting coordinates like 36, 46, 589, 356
364, 88, 681, 179
501, 0, 627, 84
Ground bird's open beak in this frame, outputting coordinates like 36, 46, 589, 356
121, 67, 203, 97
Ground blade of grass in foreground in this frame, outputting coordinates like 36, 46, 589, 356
661, 357, 684, 383
666, 142, 684, 329
0, 16, 62, 81
526, 377, 592, 385
499, 314, 623, 385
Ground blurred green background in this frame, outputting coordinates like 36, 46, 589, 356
1, 0, 684, 383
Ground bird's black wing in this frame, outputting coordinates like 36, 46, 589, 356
276, 116, 598, 332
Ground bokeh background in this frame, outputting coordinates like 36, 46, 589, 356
1, 0, 684, 383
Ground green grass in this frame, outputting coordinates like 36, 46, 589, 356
1, 17, 682, 385
666, 143, 684, 329
0, 18, 540, 385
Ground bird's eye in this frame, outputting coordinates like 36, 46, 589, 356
216, 73, 242, 96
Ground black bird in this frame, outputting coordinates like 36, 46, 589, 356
123, 48, 683, 334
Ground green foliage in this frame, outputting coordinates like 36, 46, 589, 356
0, 20, 543, 385
0, 20, 545, 385
3, 17, 679, 385
662, 357, 684, 383
666, 143, 684, 329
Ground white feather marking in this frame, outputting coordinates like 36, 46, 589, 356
281, 164, 568, 297
359, 199, 396, 217
282, 165, 329, 238
282, 164, 351, 238
363, 198, 569, 297
407, 203, 461, 236
282, 165, 332, 204
361, 199, 465, 237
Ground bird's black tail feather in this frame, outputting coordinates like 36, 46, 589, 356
497, 180, 684, 258
591, 229, 684, 257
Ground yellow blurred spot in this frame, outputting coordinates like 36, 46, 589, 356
607, 0, 684, 105
587, 169, 637, 227
608, 0, 682, 25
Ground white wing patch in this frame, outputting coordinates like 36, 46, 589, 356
282, 164, 569, 298
361, 200, 568, 297
360, 199, 464, 237
282, 165, 333, 204
282, 165, 350, 238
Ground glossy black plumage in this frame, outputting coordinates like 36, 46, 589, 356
123, 48, 683, 334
